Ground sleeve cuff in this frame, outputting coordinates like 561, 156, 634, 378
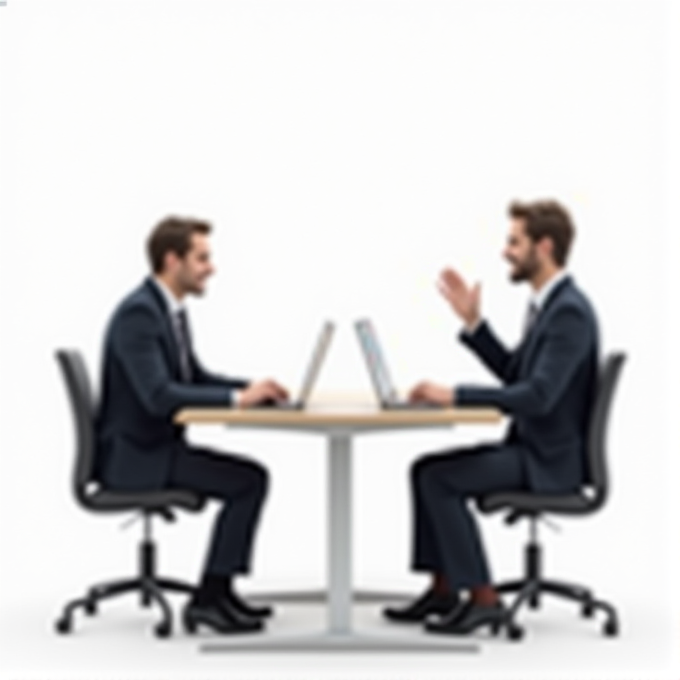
463, 318, 484, 336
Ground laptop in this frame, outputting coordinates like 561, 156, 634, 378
250, 321, 335, 410
355, 318, 444, 410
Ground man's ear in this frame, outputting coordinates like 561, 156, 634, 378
163, 250, 179, 273
538, 236, 554, 263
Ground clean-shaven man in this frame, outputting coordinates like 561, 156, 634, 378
384, 200, 599, 635
97, 217, 289, 634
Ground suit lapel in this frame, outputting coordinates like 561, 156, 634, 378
143, 278, 183, 379
517, 276, 573, 376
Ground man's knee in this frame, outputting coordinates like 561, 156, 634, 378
411, 453, 447, 492
410, 456, 428, 488
247, 461, 269, 498
212, 456, 269, 501
411, 449, 478, 496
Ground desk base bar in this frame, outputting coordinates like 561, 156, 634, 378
246, 589, 414, 604
200, 632, 479, 653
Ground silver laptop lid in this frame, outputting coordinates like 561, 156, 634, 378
354, 319, 399, 406
296, 321, 335, 405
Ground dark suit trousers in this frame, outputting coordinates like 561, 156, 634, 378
411, 443, 528, 590
168, 446, 268, 577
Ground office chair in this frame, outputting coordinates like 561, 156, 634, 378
54, 349, 206, 638
477, 352, 626, 641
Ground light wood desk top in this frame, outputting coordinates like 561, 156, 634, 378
174, 392, 503, 428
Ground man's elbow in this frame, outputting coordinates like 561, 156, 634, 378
141, 385, 179, 420
512, 384, 556, 417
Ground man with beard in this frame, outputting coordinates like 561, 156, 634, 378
383, 200, 600, 636
97, 216, 289, 634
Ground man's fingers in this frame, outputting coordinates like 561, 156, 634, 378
408, 383, 424, 401
262, 379, 283, 397
269, 379, 288, 396
255, 381, 276, 398
437, 279, 453, 300
261, 380, 289, 400
419, 386, 433, 403
411, 381, 432, 402
440, 267, 465, 291
269, 383, 285, 399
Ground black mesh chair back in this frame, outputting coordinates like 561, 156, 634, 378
585, 352, 626, 510
55, 349, 98, 508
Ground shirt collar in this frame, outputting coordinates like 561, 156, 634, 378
152, 276, 185, 316
530, 269, 569, 311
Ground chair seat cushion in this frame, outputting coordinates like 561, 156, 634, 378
86, 488, 206, 513
477, 491, 593, 515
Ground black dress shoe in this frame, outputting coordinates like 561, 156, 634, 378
183, 598, 264, 634
383, 589, 460, 623
224, 591, 274, 619
425, 601, 506, 635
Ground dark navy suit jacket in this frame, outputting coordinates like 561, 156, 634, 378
456, 276, 599, 493
95, 277, 250, 490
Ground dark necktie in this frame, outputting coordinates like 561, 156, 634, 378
174, 309, 193, 382
523, 302, 539, 339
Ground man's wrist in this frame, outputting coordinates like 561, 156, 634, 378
464, 316, 483, 335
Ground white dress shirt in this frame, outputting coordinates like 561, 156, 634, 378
152, 276, 186, 317
528, 268, 569, 315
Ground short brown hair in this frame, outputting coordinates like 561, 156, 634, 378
147, 217, 211, 274
508, 200, 575, 267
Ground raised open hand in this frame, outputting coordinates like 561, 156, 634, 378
437, 268, 481, 328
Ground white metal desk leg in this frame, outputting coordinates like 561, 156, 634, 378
328, 431, 352, 634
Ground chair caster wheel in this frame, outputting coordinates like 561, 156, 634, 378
582, 601, 595, 618
528, 596, 540, 610
84, 600, 97, 616
603, 619, 619, 637
141, 594, 153, 608
507, 623, 524, 641
183, 618, 197, 635
55, 617, 72, 634
154, 622, 172, 638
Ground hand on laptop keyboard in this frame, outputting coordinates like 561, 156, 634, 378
257, 397, 287, 407
408, 381, 455, 407
236, 379, 290, 408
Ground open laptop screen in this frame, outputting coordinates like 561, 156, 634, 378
296, 321, 335, 404
355, 319, 398, 405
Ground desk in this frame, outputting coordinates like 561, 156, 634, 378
175, 397, 503, 651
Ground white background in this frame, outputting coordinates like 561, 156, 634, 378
1, 0, 679, 678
